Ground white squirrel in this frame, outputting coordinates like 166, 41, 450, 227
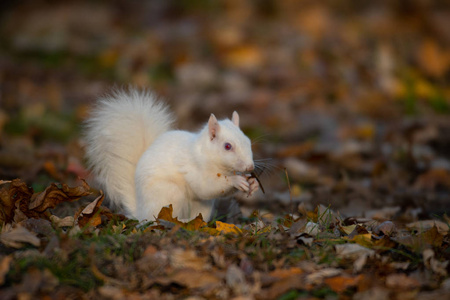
84, 89, 259, 221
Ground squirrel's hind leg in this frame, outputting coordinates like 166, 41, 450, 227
136, 180, 188, 221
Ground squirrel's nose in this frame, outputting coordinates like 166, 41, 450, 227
246, 163, 255, 172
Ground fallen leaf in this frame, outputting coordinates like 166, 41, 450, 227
421, 226, 444, 247
385, 273, 420, 289
261, 273, 306, 299
373, 221, 396, 236
156, 205, 207, 231
406, 220, 449, 235
74, 193, 104, 228
306, 268, 342, 285
414, 169, 450, 190
324, 274, 362, 293
0, 255, 13, 285
170, 268, 221, 290
170, 248, 210, 271
50, 215, 74, 227
216, 220, 242, 235
0, 225, 40, 248
0, 179, 33, 224
335, 243, 375, 258
223, 45, 264, 70
226, 264, 251, 295
335, 243, 375, 272
417, 39, 449, 78
29, 180, 91, 212
423, 249, 448, 276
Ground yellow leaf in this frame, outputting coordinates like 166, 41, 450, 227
341, 225, 357, 235
351, 233, 373, 248
215, 221, 242, 235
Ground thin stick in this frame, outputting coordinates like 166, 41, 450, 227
250, 171, 265, 194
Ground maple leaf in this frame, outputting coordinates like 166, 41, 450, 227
155, 204, 207, 231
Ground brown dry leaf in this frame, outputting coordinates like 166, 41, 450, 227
407, 220, 449, 235
373, 221, 396, 236
414, 169, 450, 190
269, 267, 303, 280
157, 205, 185, 227
261, 273, 307, 299
14, 267, 59, 295
226, 264, 251, 296
169, 248, 210, 271
50, 215, 74, 227
385, 273, 420, 290
421, 226, 444, 248
0, 255, 13, 285
0, 224, 40, 248
324, 274, 362, 293
184, 214, 207, 231
417, 39, 449, 78
0, 179, 33, 224
156, 205, 207, 231
335, 243, 375, 272
423, 249, 448, 276
74, 193, 104, 228
170, 268, 221, 290
306, 268, 342, 285
29, 179, 91, 213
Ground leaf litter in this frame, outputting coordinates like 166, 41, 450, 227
0, 178, 448, 299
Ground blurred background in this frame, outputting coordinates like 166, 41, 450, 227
1, 0, 449, 220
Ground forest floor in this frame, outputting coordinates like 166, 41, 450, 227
0, 1, 450, 299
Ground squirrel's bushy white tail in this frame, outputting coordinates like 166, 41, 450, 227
84, 89, 174, 216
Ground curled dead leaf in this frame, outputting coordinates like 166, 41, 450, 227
0, 224, 40, 248
74, 192, 105, 228
0, 179, 33, 224
29, 180, 91, 212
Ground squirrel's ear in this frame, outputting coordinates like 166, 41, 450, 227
208, 114, 220, 140
231, 111, 240, 127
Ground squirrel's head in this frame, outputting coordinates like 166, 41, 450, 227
204, 112, 254, 173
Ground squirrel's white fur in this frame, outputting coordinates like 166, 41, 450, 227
84, 89, 258, 221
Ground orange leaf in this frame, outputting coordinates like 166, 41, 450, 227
156, 205, 206, 231
215, 221, 242, 235
156, 205, 186, 227
324, 275, 362, 293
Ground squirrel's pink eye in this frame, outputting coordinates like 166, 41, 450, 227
224, 143, 232, 150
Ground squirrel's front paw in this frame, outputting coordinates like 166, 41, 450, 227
248, 177, 259, 197
230, 175, 250, 193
